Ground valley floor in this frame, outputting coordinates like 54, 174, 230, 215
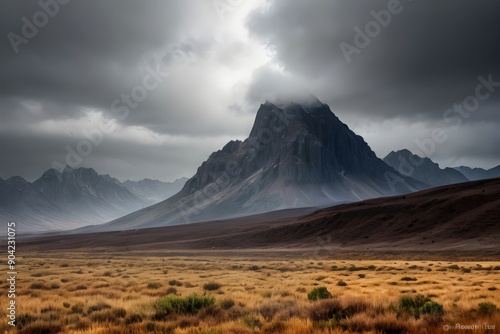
2, 252, 499, 333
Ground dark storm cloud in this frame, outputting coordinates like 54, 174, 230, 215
0, 0, 257, 181
0, 0, 213, 120
1, 1, 499, 182
245, 0, 500, 168
247, 0, 500, 122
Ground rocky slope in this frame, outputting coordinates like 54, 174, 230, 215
89, 99, 425, 232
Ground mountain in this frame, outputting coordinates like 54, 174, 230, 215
123, 177, 188, 204
89, 99, 424, 232
0, 176, 69, 231
32, 167, 147, 220
384, 149, 469, 186
454, 165, 500, 181
0, 167, 150, 233
23, 177, 500, 254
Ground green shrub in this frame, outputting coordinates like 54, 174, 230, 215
154, 293, 215, 317
478, 302, 497, 316
307, 287, 332, 301
421, 301, 444, 316
398, 295, 443, 319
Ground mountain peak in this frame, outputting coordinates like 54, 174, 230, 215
6, 176, 29, 185
38, 168, 63, 183
93, 99, 424, 232
384, 149, 468, 186
62, 165, 74, 174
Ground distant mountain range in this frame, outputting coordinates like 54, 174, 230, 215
3, 98, 499, 234
123, 177, 187, 204
23, 177, 500, 254
453, 165, 500, 181
0, 167, 186, 232
87, 98, 425, 232
384, 149, 469, 186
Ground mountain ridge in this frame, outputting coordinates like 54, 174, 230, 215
384, 149, 469, 187
88, 99, 425, 232
454, 165, 500, 181
22, 177, 500, 256
0, 167, 186, 232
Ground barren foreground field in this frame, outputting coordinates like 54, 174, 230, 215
1, 253, 499, 333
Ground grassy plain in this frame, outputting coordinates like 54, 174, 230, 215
1, 253, 499, 333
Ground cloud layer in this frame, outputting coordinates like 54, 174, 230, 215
1, 0, 499, 181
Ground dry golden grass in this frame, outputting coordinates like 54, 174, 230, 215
1, 253, 498, 333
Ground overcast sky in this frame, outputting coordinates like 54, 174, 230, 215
1, 0, 499, 182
